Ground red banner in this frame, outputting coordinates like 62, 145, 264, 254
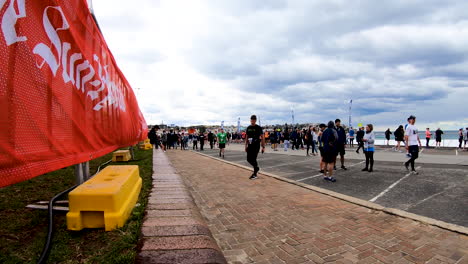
0, 0, 147, 187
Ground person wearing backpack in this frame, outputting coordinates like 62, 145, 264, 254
320, 121, 338, 182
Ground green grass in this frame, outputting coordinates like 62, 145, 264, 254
0, 147, 153, 264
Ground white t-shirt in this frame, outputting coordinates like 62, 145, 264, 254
405, 124, 419, 146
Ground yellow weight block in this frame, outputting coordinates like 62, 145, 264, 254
144, 138, 150, 144
66, 165, 142, 231
112, 150, 131, 162
139, 143, 152, 150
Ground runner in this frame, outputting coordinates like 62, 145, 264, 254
321, 121, 338, 182
217, 128, 227, 158
435, 128, 443, 148
362, 124, 375, 172
404, 115, 422, 174
245, 115, 265, 180
270, 128, 278, 151
334, 119, 347, 170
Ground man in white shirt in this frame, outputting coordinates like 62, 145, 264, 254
404, 115, 422, 174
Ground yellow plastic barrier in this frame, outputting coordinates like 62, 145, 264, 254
112, 150, 131, 162
139, 143, 152, 150
66, 165, 142, 231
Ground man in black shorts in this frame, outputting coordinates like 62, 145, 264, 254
321, 121, 338, 182
245, 115, 265, 180
334, 119, 347, 170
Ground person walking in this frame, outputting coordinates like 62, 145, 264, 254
348, 127, 355, 147
148, 126, 166, 151
245, 115, 265, 180
394, 125, 405, 152
459, 128, 464, 149
217, 128, 227, 158
464, 128, 468, 150
362, 124, 375, 172
317, 123, 326, 173
283, 129, 290, 151
321, 121, 338, 182
335, 119, 347, 170
425, 128, 432, 148
435, 128, 443, 147
162, 130, 168, 150
404, 115, 422, 174
192, 133, 199, 150
208, 131, 215, 149
199, 132, 205, 151
356, 127, 365, 154
306, 126, 314, 156
385, 128, 392, 146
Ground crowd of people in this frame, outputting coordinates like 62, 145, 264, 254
148, 116, 468, 182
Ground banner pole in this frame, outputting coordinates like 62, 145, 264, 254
74, 164, 84, 184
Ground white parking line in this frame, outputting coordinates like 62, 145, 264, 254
369, 166, 421, 202
296, 161, 365, 182
262, 159, 311, 169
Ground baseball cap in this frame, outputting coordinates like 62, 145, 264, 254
408, 115, 416, 120
250, 115, 257, 120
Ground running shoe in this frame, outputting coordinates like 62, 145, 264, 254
249, 174, 258, 180
341, 165, 347, 170
323, 176, 336, 182
356, 150, 359, 154
319, 169, 325, 173
362, 168, 368, 171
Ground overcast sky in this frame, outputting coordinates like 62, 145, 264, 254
93, 0, 468, 130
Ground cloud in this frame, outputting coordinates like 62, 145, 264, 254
93, 0, 468, 129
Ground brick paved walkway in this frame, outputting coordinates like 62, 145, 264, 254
166, 151, 468, 264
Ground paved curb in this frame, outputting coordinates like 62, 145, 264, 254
193, 150, 468, 236
137, 149, 227, 264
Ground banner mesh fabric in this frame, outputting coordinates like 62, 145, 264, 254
0, 0, 147, 187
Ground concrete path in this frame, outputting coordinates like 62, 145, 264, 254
166, 150, 468, 264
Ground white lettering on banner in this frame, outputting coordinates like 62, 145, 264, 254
0, 3, 127, 112
33, 6, 69, 76
1, 0, 27, 45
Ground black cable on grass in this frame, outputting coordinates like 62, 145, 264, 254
37, 185, 77, 264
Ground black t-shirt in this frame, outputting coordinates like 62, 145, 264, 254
246, 125, 263, 146
435, 129, 443, 138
